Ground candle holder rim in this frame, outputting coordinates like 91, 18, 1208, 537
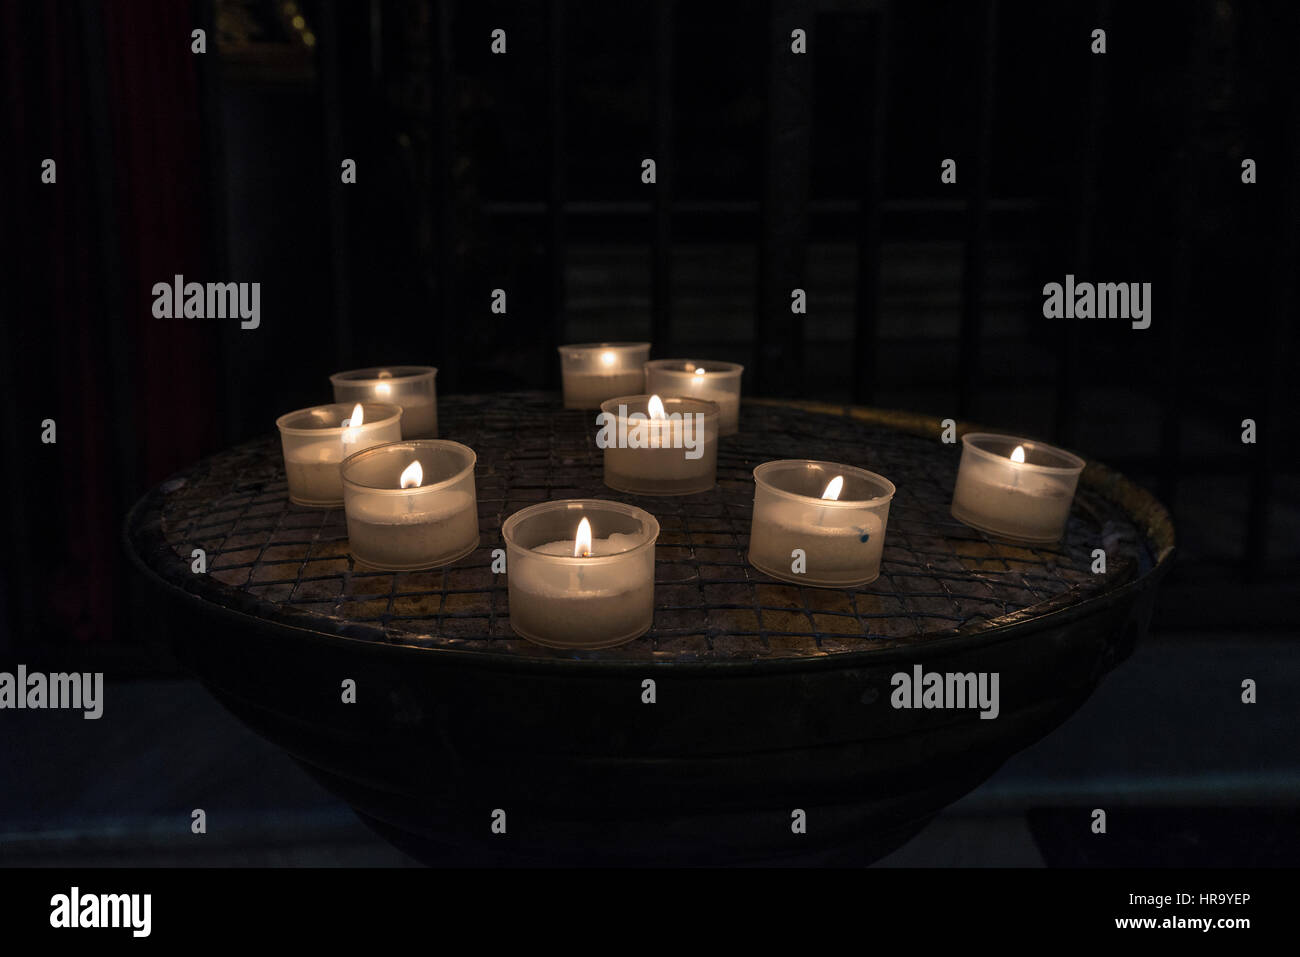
960, 432, 1086, 473
275, 402, 403, 436
329, 365, 438, 386
599, 394, 722, 419
753, 459, 896, 506
501, 498, 660, 563
557, 341, 651, 353
643, 358, 745, 377
340, 439, 476, 494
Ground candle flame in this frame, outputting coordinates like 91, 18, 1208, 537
600, 350, 616, 366
376, 382, 391, 396
821, 475, 844, 501
400, 460, 423, 489
574, 517, 592, 557
1011, 445, 1026, 464
343, 403, 364, 428
694, 366, 706, 376
647, 394, 667, 419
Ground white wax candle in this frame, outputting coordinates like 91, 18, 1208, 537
345, 490, 478, 570
509, 535, 653, 648
278, 403, 403, 506
599, 397, 719, 495
684, 385, 738, 436
644, 360, 744, 435
562, 370, 646, 409
747, 460, 896, 587
532, 532, 644, 557
284, 458, 346, 505
390, 396, 436, 439
950, 469, 1071, 542
558, 343, 651, 409
603, 440, 717, 493
503, 499, 658, 648
285, 434, 376, 504
949, 434, 1084, 543
331, 367, 439, 438
340, 439, 480, 570
749, 501, 885, 584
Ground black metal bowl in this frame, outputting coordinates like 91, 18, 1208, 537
125, 393, 1174, 865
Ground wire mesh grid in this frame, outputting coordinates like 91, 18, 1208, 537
148, 392, 1145, 661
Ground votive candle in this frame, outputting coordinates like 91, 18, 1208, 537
330, 366, 438, 438
598, 394, 719, 495
503, 499, 659, 649
341, 439, 480, 570
643, 359, 744, 436
748, 460, 896, 587
558, 342, 650, 409
950, 432, 1084, 543
277, 402, 403, 507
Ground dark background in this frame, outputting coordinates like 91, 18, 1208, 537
0, 0, 1296, 865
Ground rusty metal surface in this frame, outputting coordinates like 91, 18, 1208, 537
126, 392, 1169, 662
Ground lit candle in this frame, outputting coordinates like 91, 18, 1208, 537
598, 394, 719, 495
950, 433, 1085, 543
276, 402, 403, 506
748, 460, 896, 587
643, 359, 744, 436
341, 439, 480, 569
503, 499, 659, 649
557, 342, 650, 409
330, 366, 438, 438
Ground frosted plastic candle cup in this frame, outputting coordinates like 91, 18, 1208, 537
598, 395, 720, 495
643, 359, 744, 436
341, 440, 480, 570
950, 433, 1085, 543
748, 460, 896, 587
276, 402, 403, 507
558, 342, 650, 409
503, 499, 659, 649
330, 366, 438, 438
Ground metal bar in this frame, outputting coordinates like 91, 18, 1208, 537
433, 0, 454, 389
1054, 0, 1109, 446
651, 0, 674, 352
853, 4, 890, 405
957, 0, 997, 418
319, 0, 353, 366
194, 0, 233, 444
1158, 5, 1213, 514
1244, 89, 1300, 579
0, 1, 37, 652
755, 0, 813, 397
369, 0, 384, 90
79, 0, 141, 652
80, 0, 134, 488
546, 0, 567, 387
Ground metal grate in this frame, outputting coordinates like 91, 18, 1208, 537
145, 393, 1147, 661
